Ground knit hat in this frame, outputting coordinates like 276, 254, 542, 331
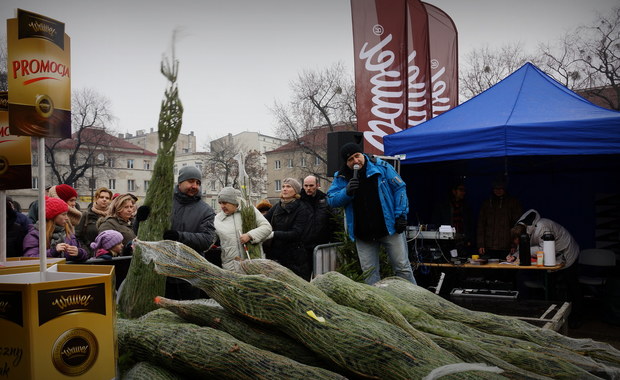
178, 166, 202, 184
340, 142, 363, 161
283, 178, 302, 194
54, 184, 78, 202
90, 230, 123, 251
45, 197, 69, 220
218, 187, 241, 205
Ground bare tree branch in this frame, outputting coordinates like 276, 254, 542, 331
43, 88, 116, 186
539, 7, 619, 110
459, 42, 534, 101
269, 62, 356, 179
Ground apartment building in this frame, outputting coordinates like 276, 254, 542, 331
124, 128, 197, 155
209, 132, 288, 202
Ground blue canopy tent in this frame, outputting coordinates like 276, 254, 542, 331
383, 63, 620, 250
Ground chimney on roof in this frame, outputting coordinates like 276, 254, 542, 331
118, 133, 124, 138
136, 129, 145, 136
126, 133, 133, 138
150, 128, 154, 133
190, 131, 194, 136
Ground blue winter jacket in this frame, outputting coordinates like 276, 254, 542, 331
327, 155, 408, 241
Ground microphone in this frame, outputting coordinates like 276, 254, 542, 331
352, 164, 360, 180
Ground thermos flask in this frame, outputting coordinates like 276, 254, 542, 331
542, 231, 556, 266
519, 232, 530, 266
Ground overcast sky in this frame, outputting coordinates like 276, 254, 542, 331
1, 0, 617, 149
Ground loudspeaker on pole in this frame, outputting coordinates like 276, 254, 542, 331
327, 131, 364, 177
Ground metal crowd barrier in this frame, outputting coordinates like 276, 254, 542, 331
312, 242, 344, 278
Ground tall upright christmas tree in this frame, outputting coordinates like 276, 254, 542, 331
118, 33, 184, 318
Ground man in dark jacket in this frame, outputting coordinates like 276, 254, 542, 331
477, 177, 522, 259
300, 175, 339, 275
432, 181, 474, 255
163, 166, 216, 300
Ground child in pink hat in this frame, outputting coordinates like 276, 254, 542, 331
90, 230, 124, 260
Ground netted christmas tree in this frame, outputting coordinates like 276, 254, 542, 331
117, 33, 184, 318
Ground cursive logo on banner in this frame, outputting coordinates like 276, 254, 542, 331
430, 64, 451, 117
359, 34, 403, 151
358, 34, 430, 151
407, 50, 429, 127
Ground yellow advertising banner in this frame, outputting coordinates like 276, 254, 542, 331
7, 9, 71, 138
0, 91, 32, 190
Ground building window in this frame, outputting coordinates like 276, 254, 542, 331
108, 158, 115, 168
275, 160, 281, 169
210, 199, 217, 209
275, 180, 282, 192
32, 177, 39, 189
109, 179, 116, 190
144, 160, 151, 170
287, 159, 293, 168
128, 179, 136, 192
195, 162, 202, 171
127, 159, 134, 169
144, 180, 150, 191
300, 157, 307, 167
210, 180, 216, 191
89, 178, 96, 190
314, 156, 321, 165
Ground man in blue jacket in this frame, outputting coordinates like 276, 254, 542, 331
327, 143, 416, 285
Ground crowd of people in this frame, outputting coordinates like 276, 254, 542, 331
2, 164, 344, 300
4, 142, 582, 303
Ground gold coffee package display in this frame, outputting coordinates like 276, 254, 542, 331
0, 264, 116, 379
7, 9, 71, 138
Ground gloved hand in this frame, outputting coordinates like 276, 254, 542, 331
163, 230, 180, 241
394, 216, 407, 234
133, 205, 151, 234
122, 240, 134, 256
135, 205, 150, 222
346, 178, 360, 196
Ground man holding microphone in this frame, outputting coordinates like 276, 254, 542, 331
327, 143, 416, 285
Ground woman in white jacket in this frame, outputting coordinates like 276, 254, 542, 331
214, 187, 272, 272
